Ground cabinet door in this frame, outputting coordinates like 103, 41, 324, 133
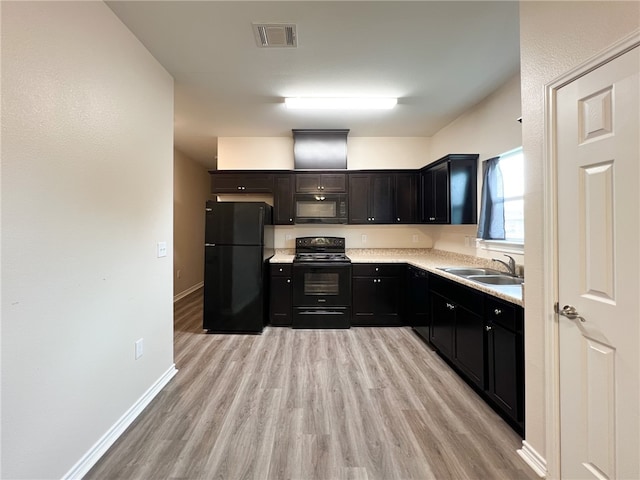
429, 291, 454, 357
450, 159, 478, 224
395, 173, 418, 223
421, 168, 435, 222
320, 173, 346, 192
273, 174, 294, 225
352, 276, 377, 324
295, 173, 323, 193
407, 267, 429, 329
454, 305, 486, 389
487, 322, 521, 423
211, 173, 273, 194
270, 276, 292, 326
370, 174, 394, 224
376, 276, 402, 325
432, 163, 450, 223
348, 174, 370, 224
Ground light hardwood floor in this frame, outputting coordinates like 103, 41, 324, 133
86, 289, 538, 480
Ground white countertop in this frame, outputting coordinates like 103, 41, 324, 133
270, 249, 523, 306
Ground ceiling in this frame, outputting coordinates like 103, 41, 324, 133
107, 1, 520, 168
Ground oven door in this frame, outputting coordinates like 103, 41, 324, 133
292, 263, 352, 307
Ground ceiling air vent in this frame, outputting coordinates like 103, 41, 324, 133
252, 23, 297, 48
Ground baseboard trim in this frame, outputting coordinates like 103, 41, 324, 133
62, 364, 178, 480
174, 282, 203, 303
517, 440, 547, 478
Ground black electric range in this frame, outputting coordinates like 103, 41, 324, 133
291, 237, 352, 328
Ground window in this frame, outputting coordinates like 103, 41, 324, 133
498, 148, 524, 243
477, 147, 524, 253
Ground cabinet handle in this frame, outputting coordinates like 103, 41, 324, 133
397, 217, 400, 222
430, 217, 436, 221
279, 268, 283, 272
321, 186, 325, 190
237, 186, 242, 190
485, 325, 493, 331
375, 267, 379, 272
372, 217, 375, 221
494, 308, 502, 315
286, 279, 291, 283
317, 186, 321, 190
446, 303, 455, 310
289, 218, 293, 222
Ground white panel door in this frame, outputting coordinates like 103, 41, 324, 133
557, 46, 639, 479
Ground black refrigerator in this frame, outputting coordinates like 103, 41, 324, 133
203, 201, 274, 333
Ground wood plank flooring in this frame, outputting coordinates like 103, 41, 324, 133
85, 289, 538, 480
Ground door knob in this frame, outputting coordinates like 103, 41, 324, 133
559, 304, 586, 322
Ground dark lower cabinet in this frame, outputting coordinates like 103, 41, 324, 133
429, 275, 485, 389
426, 272, 523, 436
453, 301, 485, 389
486, 297, 524, 433
352, 264, 402, 325
269, 264, 292, 326
407, 266, 429, 341
429, 291, 455, 357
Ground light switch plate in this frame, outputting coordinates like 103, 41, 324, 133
157, 241, 167, 258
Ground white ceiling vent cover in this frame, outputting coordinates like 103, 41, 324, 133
252, 23, 297, 48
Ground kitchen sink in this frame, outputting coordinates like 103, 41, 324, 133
466, 275, 524, 286
439, 267, 503, 276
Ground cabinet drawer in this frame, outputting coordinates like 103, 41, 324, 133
352, 263, 403, 277
430, 274, 483, 311
486, 297, 521, 332
270, 264, 292, 276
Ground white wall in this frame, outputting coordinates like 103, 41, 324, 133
174, 149, 211, 298
427, 73, 524, 262
218, 137, 294, 170
1, 3, 175, 478
520, 1, 640, 467
218, 136, 430, 171
347, 137, 430, 170
275, 224, 434, 250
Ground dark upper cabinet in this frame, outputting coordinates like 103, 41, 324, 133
420, 154, 478, 224
295, 173, 347, 193
348, 173, 394, 224
273, 174, 294, 225
210, 171, 274, 194
394, 173, 419, 223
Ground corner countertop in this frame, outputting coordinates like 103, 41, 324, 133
270, 248, 523, 307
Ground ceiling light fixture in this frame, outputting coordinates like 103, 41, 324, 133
284, 97, 397, 110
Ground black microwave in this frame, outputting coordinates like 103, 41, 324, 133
294, 193, 348, 224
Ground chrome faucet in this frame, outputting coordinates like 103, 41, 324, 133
492, 254, 517, 276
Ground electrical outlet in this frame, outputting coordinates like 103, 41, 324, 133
285, 234, 292, 241
412, 234, 419, 243
361, 234, 367, 243
135, 338, 144, 359
157, 241, 167, 258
